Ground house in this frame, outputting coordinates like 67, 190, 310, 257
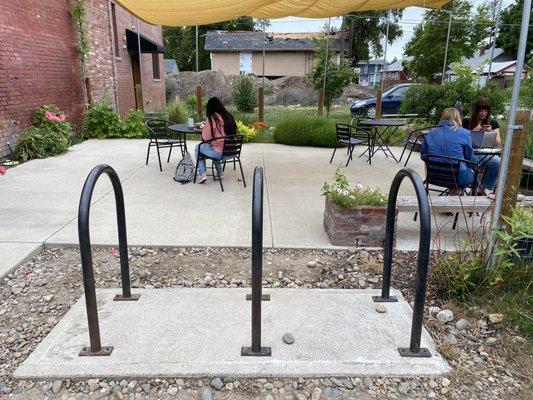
204, 30, 348, 78
0, 0, 166, 154
164, 59, 179, 75
382, 57, 414, 81
355, 59, 388, 86
446, 46, 517, 86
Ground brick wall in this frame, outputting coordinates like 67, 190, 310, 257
0, 0, 85, 155
106, 3, 165, 115
0, 0, 165, 155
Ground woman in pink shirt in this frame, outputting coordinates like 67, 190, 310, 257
195, 97, 237, 183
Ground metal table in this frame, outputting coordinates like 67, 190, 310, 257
168, 123, 202, 153
358, 118, 408, 163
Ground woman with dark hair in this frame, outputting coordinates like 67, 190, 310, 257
462, 98, 501, 146
462, 98, 501, 193
195, 97, 237, 184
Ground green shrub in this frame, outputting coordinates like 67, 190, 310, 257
15, 126, 70, 161
184, 95, 207, 119
400, 65, 507, 123
273, 114, 336, 147
236, 120, 257, 143
83, 100, 147, 139
232, 76, 257, 113
121, 110, 148, 138
14, 104, 71, 161
83, 100, 121, 139
166, 97, 187, 123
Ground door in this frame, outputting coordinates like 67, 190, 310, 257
239, 52, 253, 75
383, 86, 408, 114
131, 53, 144, 110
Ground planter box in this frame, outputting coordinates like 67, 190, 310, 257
323, 197, 395, 247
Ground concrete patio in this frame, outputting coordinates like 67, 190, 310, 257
0, 139, 487, 277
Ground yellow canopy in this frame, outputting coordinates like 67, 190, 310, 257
114, 0, 449, 26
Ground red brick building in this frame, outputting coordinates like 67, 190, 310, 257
0, 0, 166, 155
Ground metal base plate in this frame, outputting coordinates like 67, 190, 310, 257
372, 295, 398, 302
241, 346, 271, 357
79, 346, 113, 357
113, 294, 140, 301
246, 294, 270, 301
398, 347, 432, 358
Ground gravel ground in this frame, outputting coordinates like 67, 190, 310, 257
0, 247, 531, 399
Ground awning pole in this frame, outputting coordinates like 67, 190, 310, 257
259, 22, 266, 123
380, 10, 391, 92
486, 0, 532, 268
487, 0, 503, 79
442, 11, 451, 85
320, 17, 331, 116
195, 25, 202, 120
136, 18, 144, 110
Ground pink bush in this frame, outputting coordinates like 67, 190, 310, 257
44, 110, 66, 122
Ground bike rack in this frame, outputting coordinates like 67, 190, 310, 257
373, 168, 432, 358
78, 164, 139, 357
241, 166, 271, 357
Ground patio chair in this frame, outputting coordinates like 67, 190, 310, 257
420, 155, 480, 229
145, 119, 186, 172
194, 135, 245, 192
399, 126, 434, 167
330, 123, 371, 167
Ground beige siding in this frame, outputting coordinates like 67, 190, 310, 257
210, 51, 316, 76
211, 52, 240, 75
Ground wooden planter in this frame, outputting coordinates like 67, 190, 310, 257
323, 197, 394, 247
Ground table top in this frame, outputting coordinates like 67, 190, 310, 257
358, 118, 408, 127
169, 124, 202, 133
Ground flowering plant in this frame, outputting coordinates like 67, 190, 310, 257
236, 120, 257, 143
44, 110, 66, 122
252, 121, 267, 130
322, 169, 388, 207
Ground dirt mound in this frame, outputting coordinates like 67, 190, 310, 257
166, 70, 374, 106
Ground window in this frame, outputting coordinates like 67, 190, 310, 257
111, 3, 120, 57
152, 53, 161, 79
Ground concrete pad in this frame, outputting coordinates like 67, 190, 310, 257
0, 242, 42, 277
14, 288, 450, 379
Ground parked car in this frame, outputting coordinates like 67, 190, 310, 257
350, 83, 419, 118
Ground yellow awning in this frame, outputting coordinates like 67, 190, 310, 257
113, 0, 449, 26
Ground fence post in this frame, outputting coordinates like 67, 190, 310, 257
258, 86, 264, 123
501, 109, 531, 220
241, 167, 271, 357
317, 89, 324, 116
196, 85, 203, 120
375, 88, 382, 119
373, 168, 432, 357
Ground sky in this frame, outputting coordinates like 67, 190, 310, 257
267, 0, 515, 62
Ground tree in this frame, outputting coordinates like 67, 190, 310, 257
163, 17, 255, 71
343, 10, 403, 66
496, 0, 533, 56
307, 37, 354, 116
404, 0, 491, 79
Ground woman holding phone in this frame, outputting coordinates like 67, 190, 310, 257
462, 98, 501, 194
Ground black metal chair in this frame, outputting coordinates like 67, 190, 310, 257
399, 126, 433, 167
421, 154, 480, 229
330, 123, 371, 167
194, 135, 246, 192
145, 119, 186, 172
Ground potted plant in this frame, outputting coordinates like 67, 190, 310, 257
322, 169, 391, 247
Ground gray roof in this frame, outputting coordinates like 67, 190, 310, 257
204, 30, 347, 52
386, 57, 413, 72
164, 59, 179, 74
447, 46, 515, 75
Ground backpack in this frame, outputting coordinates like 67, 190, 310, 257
173, 152, 195, 184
